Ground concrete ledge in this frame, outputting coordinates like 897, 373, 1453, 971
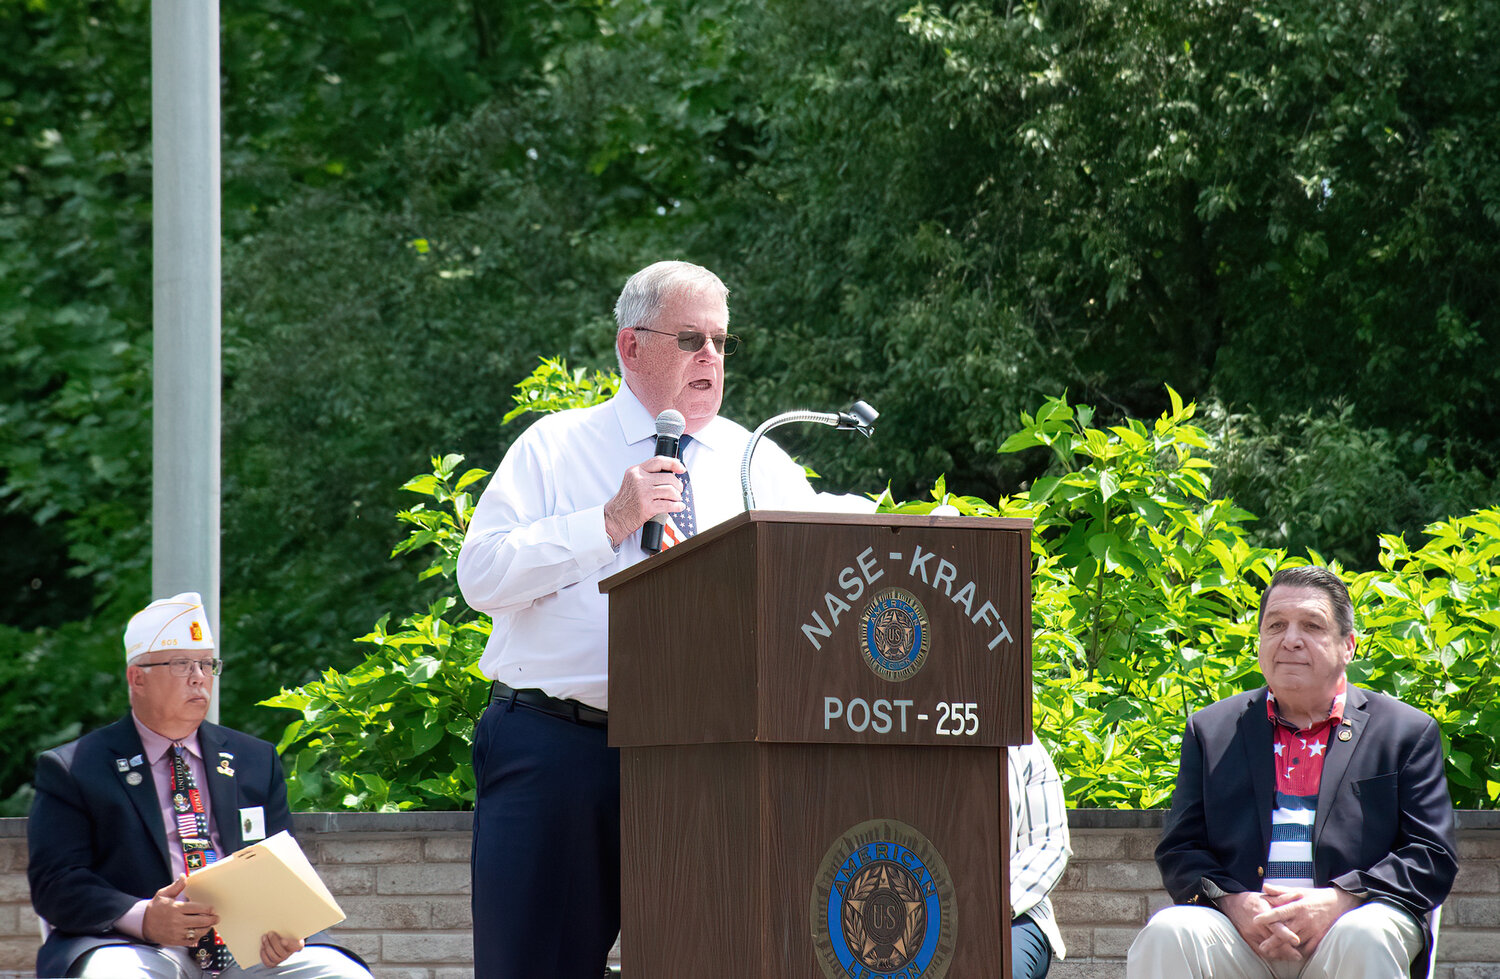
290, 812, 474, 834
4, 812, 1499, 979
9, 808, 1499, 837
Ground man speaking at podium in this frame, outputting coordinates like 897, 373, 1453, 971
458, 260, 871, 978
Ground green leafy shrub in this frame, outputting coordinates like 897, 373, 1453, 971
262, 358, 618, 810
270, 369, 1499, 810
259, 454, 492, 810
1000, 390, 1279, 807
1352, 516, 1500, 805
883, 390, 1281, 807
884, 389, 1500, 809
502, 356, 621, 423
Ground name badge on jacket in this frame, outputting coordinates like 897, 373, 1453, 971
240, 806, 267, 842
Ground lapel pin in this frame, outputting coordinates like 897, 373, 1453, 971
1338, 729, 1352, 741
217, 759, 235, 777
116, 758, 130, 773
130, 754, 144, 767
126, 771, 144, 786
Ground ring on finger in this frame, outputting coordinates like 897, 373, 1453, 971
186, 929, 196, 941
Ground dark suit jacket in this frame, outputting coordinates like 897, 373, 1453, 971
1156, 685, 1457, 979
27, 714, 358, 978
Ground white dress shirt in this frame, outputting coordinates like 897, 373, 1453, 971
1009, 736, 1071, 958
457, 383, 872, 709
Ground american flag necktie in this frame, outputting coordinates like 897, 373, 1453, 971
171, 746, 231, 974
674, 434, 697, 538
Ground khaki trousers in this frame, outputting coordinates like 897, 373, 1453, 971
72, 944, 369, 979
1126, 901, 1423, 979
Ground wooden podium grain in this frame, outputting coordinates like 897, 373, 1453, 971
602, 511, 1032, 978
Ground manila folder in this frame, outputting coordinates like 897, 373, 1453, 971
183, 830, 346, 963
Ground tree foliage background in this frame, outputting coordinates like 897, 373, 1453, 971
3, 0, 1498, 810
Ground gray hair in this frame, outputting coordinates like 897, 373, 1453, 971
613, 261, 729, 334
1258, 566, 1356, 637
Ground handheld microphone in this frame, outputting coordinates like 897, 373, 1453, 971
642, 409, 687, 553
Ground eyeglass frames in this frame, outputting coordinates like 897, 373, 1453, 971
133, 657, 224, 676
632, 327, 740, 356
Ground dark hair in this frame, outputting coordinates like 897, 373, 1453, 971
1257, 566, 1355, 637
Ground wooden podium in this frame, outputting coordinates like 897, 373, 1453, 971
601, 511, 1033, 978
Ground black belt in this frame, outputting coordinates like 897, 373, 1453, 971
490, 681, 608, 728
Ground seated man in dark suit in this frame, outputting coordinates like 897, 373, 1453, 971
1128, 566, 1457, 979
28, 592, 370, 979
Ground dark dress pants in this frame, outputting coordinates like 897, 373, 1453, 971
1012, 913, 1053, 979
471, 699, 620, 979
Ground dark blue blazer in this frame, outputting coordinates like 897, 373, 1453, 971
27, 715, 359, 978
1155, 685, 1458, 979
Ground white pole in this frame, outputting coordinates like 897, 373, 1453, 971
152, 0, 222, 722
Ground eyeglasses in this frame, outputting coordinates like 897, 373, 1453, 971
632, 327, 740, 356
134, 657, 223, 677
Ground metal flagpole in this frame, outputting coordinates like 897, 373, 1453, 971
152, 0, 222, 722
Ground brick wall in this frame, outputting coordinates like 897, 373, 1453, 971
3, 811, 1497, 979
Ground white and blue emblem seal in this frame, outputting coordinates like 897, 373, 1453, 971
811, 818, 957, 979
859, 587, 931, 683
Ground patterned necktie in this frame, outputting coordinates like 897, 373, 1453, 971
675, 434, 697, 538
171, 746, 231, 974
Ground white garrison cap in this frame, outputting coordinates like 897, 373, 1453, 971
123, 592, 215, 663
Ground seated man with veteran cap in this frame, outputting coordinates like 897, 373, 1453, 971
27, 592, 370, 979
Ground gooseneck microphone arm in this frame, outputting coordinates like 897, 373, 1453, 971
740, 401, 878, 511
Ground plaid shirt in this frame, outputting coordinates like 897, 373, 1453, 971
1009, 738, 1071, 958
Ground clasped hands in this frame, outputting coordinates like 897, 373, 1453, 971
143, 874, 307, 967
1219, 884, 1360, 963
